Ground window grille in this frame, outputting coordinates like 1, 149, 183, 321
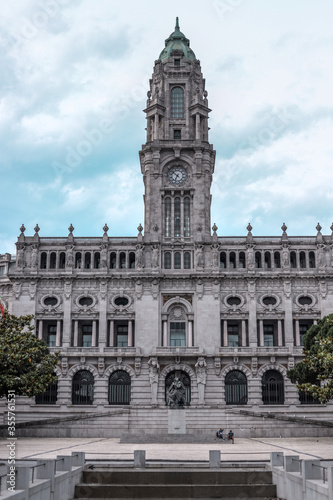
262, 370, 284, 404
225, 370, 248, 405
35, 379, 58, 405
72, 370, 94, 405
109, 370, 131, 405
171, 87, 184, 119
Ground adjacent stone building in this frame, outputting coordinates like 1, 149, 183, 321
1, 19, 332, 437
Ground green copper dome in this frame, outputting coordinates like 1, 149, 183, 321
159, 17, 196, 62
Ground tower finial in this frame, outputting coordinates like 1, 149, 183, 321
175, 17, 180, 30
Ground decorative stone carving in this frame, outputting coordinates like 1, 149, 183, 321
20, 224, 26, 235
195, 357, 207, 405
100, 280, 107, 300
61, 357, 68, 376
166, 376, 186, 408
16, 245, 25, 269
31, 245, 38, 269
135, 279, 143, 300
66, 245, 74, 269
100, 243, 108, 269
13, 282, 22, 299
211, 244, 219, 270
151, 279, 159, 300
135, 357, 141, 377
214, 357, 221, 377
288, 357, 295, 370
148, 357, 160, 405
136, 244, 144, 269
319, 281, 327, 298
98, 357, 105, 377
64, 281, 72, 300
68, 224, 74, 235
248, 280, 256, 299
251, 357, 258, 376
284, 280, 291, 299
196, 279, 204, 299
212, 279, 220, 299
317, 244, 326, 270
247, 245, 255, 270
151, 244, 159, 269
195, 244, 204, 269
29, 281, 37, 300
282, 244, 290, 269
80, 357, 85, 364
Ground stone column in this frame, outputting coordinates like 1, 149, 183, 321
241, 320, 247, 347
223, 320, 228, 347
154, 114, 159, 140
56, 320, 61, 347
277, 320, 283, 346
73, 320, 78, 347
259, 320, 264, 347
128, 320, 133, 347
163, 319, 168, 347
38, 320, 43, 340
188, 320, 193, 347
109, 320, 114, 347
195, 114, 201, 141
295, 320, 300, 346
92, 320, 97, 347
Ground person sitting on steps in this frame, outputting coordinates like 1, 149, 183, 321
216, 428, 225, 440
227, 430, 234, 443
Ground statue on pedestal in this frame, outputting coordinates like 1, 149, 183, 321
166, 377, 186, 408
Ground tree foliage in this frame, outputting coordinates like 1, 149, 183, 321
287, 314, 333, 403
0, 311, 59, 398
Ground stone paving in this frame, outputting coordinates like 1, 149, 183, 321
1, 436, 332, 463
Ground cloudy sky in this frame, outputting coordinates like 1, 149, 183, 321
1, 0, 333, 254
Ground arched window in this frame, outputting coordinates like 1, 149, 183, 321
225, 370, 248, 405
169, 306, 186, 346
165, 197, 171, 237
75, 252, 82, 269
274, 251, 281, 268
264, 251, 271, 269
94, 252, 100, 269
50, 252, 56, 269
255, 252, 262, 268
262, 370, 284, 405
184, 252, 191, 269
174, 252, 181, 269
72, 370, 94, 405
129, 252, 135, 269
174, 197, 181, 237
171, 87, 184, 119
84, 252, 91, 269
59, 252, 66, 269
40, 252, 47, 269
110, 252, 116, 269
184, 197, 190, 237
220, 251, 226, 269
108, 370, 131, 405
300, 251, 306, 268
165, 370, 191, 406
164, 252, 171, 269
290, 251, 297, 268
239, 252, 246, 268
309, 251, 316, 268
229, 252, 236, 269
35, 378, 58, 405
120, 252, 126, 269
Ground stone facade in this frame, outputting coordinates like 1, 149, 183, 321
1, 19, 333, 435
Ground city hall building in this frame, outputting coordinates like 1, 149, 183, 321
1, 20, 332, 437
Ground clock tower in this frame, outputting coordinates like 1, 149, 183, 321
140, 18, 216, 246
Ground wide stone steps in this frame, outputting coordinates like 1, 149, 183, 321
73, 468, 277, 499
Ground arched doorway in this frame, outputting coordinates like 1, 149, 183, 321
225, 370, 248, 405
262, 370, 284, 404
109, 370, 131, 405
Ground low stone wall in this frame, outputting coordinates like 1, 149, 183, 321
269, 451, 333, 500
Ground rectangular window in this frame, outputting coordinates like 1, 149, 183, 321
170, 322, 186, 347
174, 129, 181, 139
264, 325, 274, 347
116, 325, 128, 347
227, 324, 239, 347
47, 325, 57, 347
299, 321, 313, 346
0, 266, 5, 276
82, 325, 92, 347
174, 58, 180, 68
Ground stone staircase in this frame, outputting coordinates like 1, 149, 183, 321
73, 467, 277, 499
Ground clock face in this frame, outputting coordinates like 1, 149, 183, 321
167, 166, 187, 186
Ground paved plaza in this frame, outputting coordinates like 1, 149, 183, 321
1, 436, 332, 463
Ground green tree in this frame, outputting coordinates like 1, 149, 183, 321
0, 311, 59, 398
287, 314, 333, 403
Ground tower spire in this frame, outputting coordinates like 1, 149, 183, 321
175, 16, 180, 30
